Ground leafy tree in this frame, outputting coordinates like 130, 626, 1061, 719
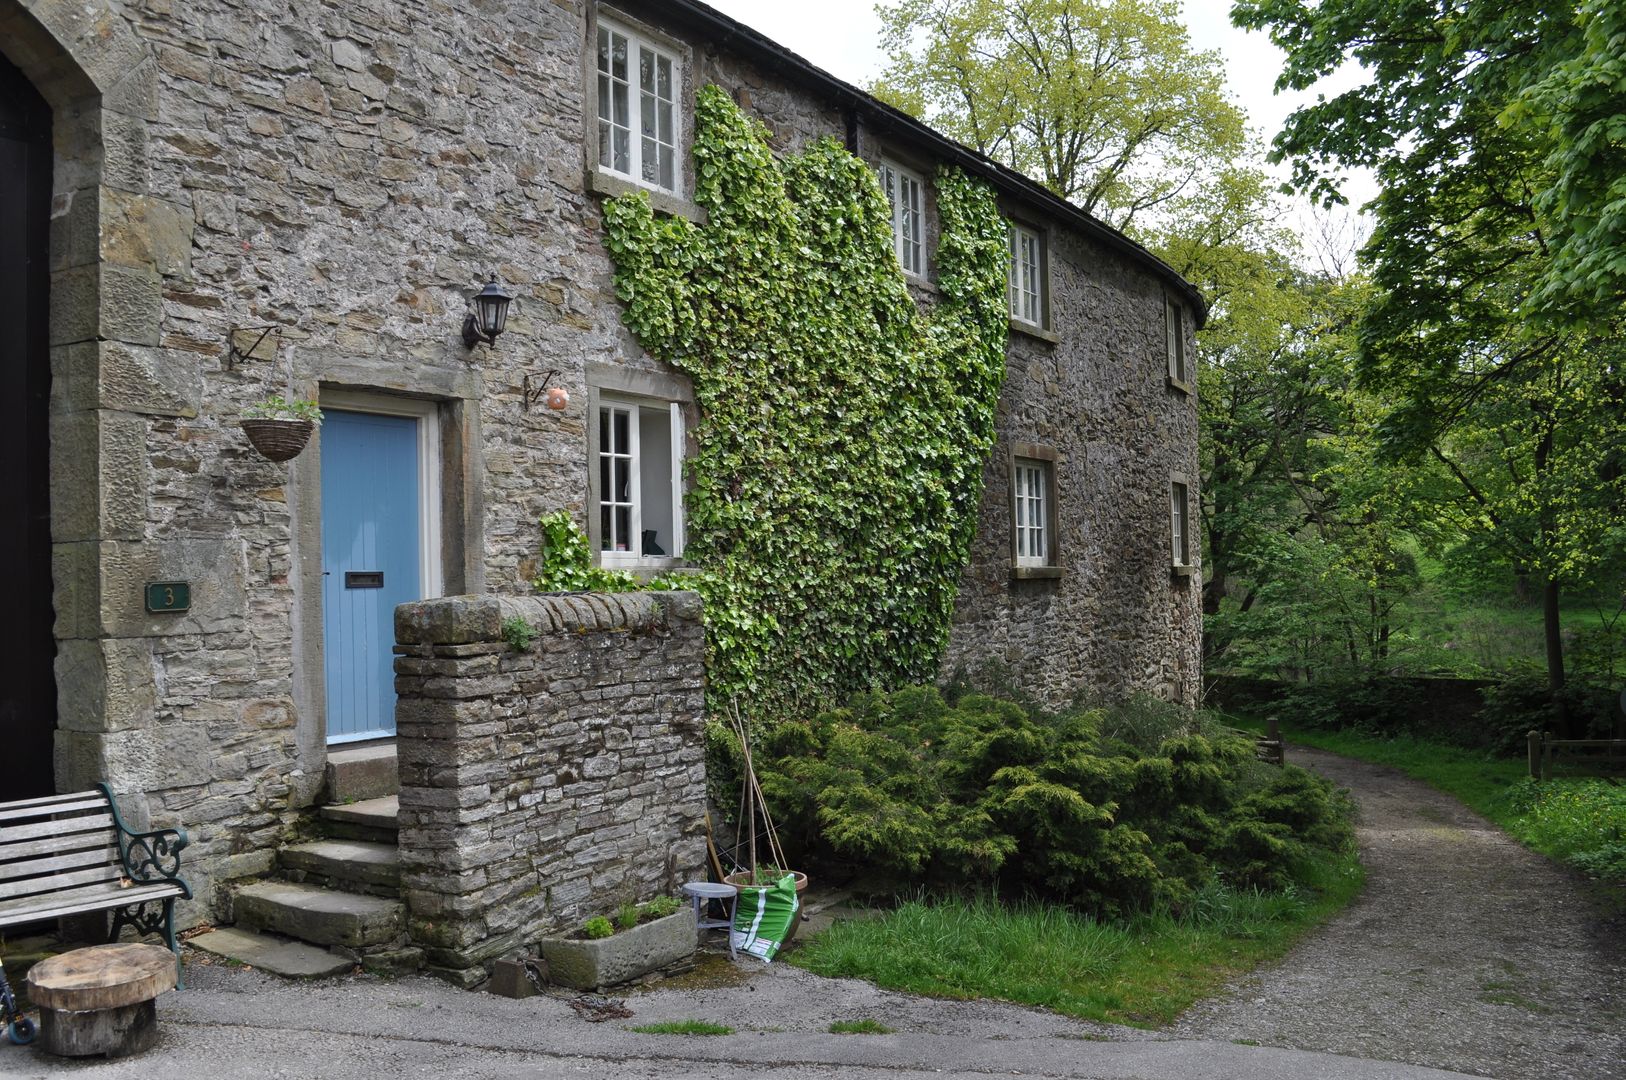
1232, 0, 1626, 720
872, 0, 1247, 230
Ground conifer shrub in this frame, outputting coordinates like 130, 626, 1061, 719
751, 687, 1353, 914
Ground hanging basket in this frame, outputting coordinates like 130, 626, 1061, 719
240, 418, 315, 462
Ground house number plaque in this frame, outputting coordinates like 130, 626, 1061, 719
144, 581, 191, 613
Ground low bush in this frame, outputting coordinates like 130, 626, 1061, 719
1506, 779, 1626, 883
751, 687, 1354, 915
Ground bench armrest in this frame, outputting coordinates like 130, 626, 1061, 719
95, 783, 193, 898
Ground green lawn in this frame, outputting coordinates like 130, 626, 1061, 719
789, 851, 1363, 1028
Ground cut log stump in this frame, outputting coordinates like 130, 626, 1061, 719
25, 943, 177, 1058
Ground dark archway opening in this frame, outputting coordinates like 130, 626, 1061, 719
0, 52, 56, 798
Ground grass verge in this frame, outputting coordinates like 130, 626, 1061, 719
628, 1020, 733, 1036
789, 851, 1362, 1028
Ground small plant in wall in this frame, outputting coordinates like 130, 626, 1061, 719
240, 396, 323, 462
501, 616, 539, 652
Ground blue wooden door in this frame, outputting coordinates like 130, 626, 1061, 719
321, 410, 422, 743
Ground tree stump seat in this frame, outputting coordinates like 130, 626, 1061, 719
25, 943, 177, 1057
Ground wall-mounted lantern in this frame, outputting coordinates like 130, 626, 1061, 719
461, 279, 514, 349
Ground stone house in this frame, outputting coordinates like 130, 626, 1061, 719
0, 0, 1202, 958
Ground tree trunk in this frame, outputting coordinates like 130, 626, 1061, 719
1542, 576, 1569, 736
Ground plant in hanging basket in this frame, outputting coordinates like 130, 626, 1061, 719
240, 397, 322, 461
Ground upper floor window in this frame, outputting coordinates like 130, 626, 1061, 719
878, 161, 925, 277
1166, 296, 1190, 387
1009, 223, 1046, 328
596, 19, 680, 194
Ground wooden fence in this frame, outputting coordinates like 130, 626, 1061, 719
1526, 730, 1626, 779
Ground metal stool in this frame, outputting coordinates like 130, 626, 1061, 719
682, 881, 739, 959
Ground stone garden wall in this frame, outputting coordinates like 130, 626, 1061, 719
392, 590, 707, 986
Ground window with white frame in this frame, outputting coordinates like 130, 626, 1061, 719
1010, 446, 1059, 574
1014, 459, 1050, 565
595, 19, 680, 194
878, 161, 925, 277
1166, 296, 1189, 385
596, 395, 685, 565
1170, 479, 1191, 567
1008, 223, 1045, 327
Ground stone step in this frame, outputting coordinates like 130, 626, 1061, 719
279, 839, 400, 898
188, 927, 354, 979
234, 881, 403, 949
318, 795, 398, 843
324, 743, 398, 803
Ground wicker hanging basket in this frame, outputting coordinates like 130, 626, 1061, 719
240, 418, 315, 462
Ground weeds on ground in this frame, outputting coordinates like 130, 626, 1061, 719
829, 1018, 893, 1034
629, 1020, 733, 1035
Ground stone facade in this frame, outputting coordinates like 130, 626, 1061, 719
2, 0, 1201, 918
392, 591, 706, 983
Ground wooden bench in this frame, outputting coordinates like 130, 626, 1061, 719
0, 785, 191, 963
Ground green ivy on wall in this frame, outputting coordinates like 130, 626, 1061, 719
581, 85, 1009, 719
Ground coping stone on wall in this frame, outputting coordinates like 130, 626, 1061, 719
395, 591, 702, 645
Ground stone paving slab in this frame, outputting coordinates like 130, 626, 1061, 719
187, 928, 353, 979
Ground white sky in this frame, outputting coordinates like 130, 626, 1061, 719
704, 0, 1379, 247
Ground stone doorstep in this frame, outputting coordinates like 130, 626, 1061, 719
318, 795, 399, 843
324, 743, 399, 803
234, 881, 404, 950
279, 839, 401, 898
187, 927, 354, 979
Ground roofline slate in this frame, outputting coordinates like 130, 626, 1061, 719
610, 0, 1209, 327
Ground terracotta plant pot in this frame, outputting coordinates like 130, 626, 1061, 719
240, 418, 315, 462
723, 870, 809, 944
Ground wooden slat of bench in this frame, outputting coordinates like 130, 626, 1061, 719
0, 827, 115, 864
0, 862, 125, 902
0, 797, 108, 822
0, 881, 182, 926
0, 791, 103, 813
0, 845, 118, 882
0, 814, 115, 845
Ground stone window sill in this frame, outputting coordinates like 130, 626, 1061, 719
597, 556, 690, 578
1010, 319, 1059, 345
1011, 565, 1063, 581
1167, 374, 1194, 396
903, 272, 938, 295
585, 168, 707, 224
1171, 563, 1194, 580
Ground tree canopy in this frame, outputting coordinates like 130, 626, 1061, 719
872, 0, 1247, 231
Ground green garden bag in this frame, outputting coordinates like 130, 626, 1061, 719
730, 874, 799, 962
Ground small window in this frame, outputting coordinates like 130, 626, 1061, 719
1008, 224, 1045, 327
595, 19, 681, 195
1170, 479, 1191, 567
1009, 445, 1060, 577
596, 395, 685, 565
1014, 459, 1051, 565
878, 161, 926, 277
1166, 296, 1189, 385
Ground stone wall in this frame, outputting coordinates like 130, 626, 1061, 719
392, 590, 707, 986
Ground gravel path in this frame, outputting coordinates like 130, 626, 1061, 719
1173, 745, 1626, 1080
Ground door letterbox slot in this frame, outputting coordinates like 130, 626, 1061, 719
345, 571, 384, 589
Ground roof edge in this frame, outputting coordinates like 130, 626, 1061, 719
615, 0, 1209, 327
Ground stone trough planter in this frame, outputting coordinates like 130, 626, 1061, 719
538, 910, 695, 990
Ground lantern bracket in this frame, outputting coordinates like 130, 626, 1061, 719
523, 370, 562, 412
